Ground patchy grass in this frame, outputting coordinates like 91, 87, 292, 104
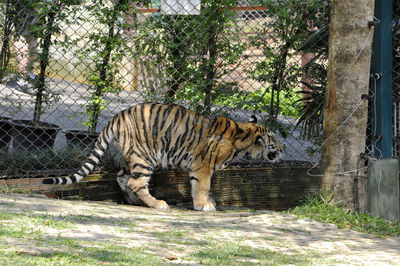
0, 185, 33, 195
191, 242, 312, 265
0, 205, 315, 265
0, 211, 165, 265
0, 242, 165, 265
0, 211, 72, 230
1, 194, 400, 265
153, 229, 190, 241
288, 194, 400, 237
30, 214, 73, 230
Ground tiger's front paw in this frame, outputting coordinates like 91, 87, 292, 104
194, 199, 216, 211
153, 200, 170, 210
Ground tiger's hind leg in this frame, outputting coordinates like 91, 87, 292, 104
116, 162, 142, 205
126, 156, 169, 210
127, 175, 169, 210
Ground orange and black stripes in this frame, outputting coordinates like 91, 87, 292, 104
43, 103, 282, 190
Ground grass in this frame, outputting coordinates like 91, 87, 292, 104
191, 242, 312, 265
1, 193, 399, 264
0, 205, 316, 265
30, 214, 73, 230
0, 210, 165, 265
0, 185, 33, 194
0, 242, 165, 265
153, 229, 211, 247
0, 210, 72, 230
153, 229, 190, 241
288, 193, 400, 237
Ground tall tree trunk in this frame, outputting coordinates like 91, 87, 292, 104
320, 0, 375, 210
0, 0, 12, 81
34, 8, 57, 124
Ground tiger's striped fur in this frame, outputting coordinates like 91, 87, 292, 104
43, 103, 282, 211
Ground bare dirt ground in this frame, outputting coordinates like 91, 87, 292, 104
1, 193, 400, 265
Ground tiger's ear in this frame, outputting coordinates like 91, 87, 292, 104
249, 115, 257, 124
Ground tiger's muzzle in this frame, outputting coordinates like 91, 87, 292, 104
263, 148, 282, 163
267, 151, 279, 161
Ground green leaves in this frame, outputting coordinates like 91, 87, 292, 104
135, 0, 243, 113
70, 1, 130, 133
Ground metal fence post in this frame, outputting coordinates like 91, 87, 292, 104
371, 0, 393, 159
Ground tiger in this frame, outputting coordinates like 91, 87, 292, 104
43, 103, 282, 211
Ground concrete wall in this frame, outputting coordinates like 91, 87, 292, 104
368, 158, 400, 221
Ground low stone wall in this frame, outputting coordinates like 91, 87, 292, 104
0, 163, 319, 211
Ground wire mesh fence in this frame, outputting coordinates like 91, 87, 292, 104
0, 0, 331, 178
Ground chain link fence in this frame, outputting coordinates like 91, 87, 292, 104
0, 0, 330, 178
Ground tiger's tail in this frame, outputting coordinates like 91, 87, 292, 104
42, 118, 116, 185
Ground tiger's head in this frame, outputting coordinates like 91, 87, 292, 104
235, 116, 282, 163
